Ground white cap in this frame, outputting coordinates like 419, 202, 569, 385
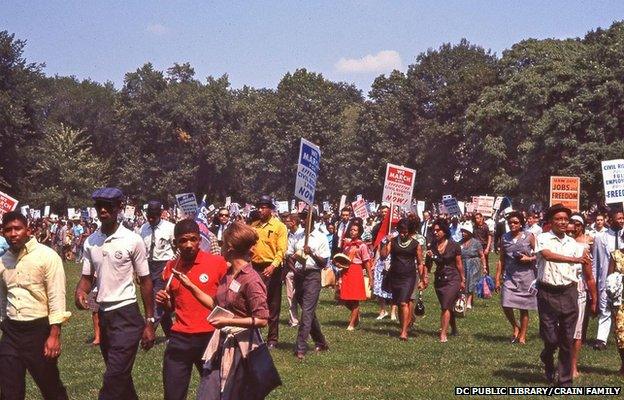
459, 221, 473, 234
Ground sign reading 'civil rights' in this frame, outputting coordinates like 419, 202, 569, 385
294, 138, 321, 204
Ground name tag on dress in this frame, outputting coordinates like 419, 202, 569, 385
229, 279, 241, 293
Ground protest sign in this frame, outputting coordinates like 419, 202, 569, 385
322, 201, 330, 212
67, 208, 75, 218
382, 163, 416, 207
367, 201, 378, 214
458, 201, 465, 214
44, 205, 50, 217
20, 205, 29, 217
339, 195, 347, 211
30, 209, 41, 219
442, 195, 461, 216
417, 200, 425, 220
0, 191, 18, 220
601, 159, 624, 204
294, 138, 321, 204
290, 199, 296, 212
549, 176, 581, 211
89, 207, 97, 219
80, 208, 89, 220
351, 198, 369, 219
466, 202, 475, 213
175, 193, 198, 216
225, 196, 231, 207
493, 197, 504, 211
276, 201, 289, 214
475, 196, 495, 217
124, 205, 135, 219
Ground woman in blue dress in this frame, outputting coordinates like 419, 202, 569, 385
495, 211, 537, 344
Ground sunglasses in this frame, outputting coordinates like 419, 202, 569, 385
219, 213, 230, 217
508, 220, 521, 225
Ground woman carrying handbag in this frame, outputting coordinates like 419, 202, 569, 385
173, 222, 280, 400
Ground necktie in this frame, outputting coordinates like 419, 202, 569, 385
149, 225, 156, 261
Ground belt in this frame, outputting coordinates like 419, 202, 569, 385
538, 281, 575, 293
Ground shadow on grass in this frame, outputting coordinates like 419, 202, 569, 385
473, 332, 514, 344
492, 361, 545, 384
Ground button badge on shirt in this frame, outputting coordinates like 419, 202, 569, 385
199, 273, 209, 283
229, 279, 241, 293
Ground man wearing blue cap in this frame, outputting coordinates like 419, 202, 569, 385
74, 187, 156, 400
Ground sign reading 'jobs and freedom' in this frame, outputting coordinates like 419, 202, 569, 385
549, 176, 581, 211
602, 159, 624, 204
382, 163, 416, 206
295, 138, 321, 204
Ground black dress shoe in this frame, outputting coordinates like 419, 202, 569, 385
593, 340, 607, 350
540, 351, 555, 383
315, 343, 330, 352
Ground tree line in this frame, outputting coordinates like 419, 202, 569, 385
1, 21, 624, 212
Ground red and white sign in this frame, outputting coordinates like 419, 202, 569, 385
0, 191, 18, 220
351, 198, 369, 219
382, 163, 416, 207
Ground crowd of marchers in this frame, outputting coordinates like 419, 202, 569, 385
1, 190, 623, 399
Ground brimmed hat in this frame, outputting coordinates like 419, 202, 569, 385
459, 221, 473, 234
545, 203, 572, 221
92, 187, 123, 203
332, 253, 351, 269
256, 195, 275, 209
146, 200, 163, 214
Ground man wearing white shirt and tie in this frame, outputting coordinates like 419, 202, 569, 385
139, 200, 175, 338
289, 209, 330, 360
210, 208, 231, 247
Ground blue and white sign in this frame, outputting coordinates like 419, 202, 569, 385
442, 195, 462, 216
294, 138, 321, 204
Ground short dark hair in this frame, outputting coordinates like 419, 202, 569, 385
2, 211, 28, 228
396, 218, 410, 232
174, 219, 200, 237
609, 207, 624, 220
432, 218, 451, 238
340, 207, 351, 213
505, 211, 525, 227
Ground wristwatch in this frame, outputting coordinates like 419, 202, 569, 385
145, 317, 156, 324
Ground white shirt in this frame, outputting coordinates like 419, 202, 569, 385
526, 223, 542, 236
536, 231, 583, 286
286, 227, 305, 256
336, 221, 349, 240
139, 219, 175, 262
82, 224, 149, 311
288, 229, 331, 271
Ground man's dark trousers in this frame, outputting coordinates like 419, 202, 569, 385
253, 261, 282, 344
294, 269, 327, 353
537, 283, 578, 386
163, 331, 212, 400
150, 260, 173, 337
98, 302, 144, 400
0, 318, 68, 400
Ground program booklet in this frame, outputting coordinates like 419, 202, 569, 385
207, 306, 234, 320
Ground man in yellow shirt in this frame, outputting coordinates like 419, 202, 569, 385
0, 211, 71, 400
251, 195, 287, 348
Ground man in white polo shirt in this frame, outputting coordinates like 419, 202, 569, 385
75, 187, 156, 400
535, 204, 596, 387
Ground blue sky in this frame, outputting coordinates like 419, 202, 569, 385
2, 1, 623, 93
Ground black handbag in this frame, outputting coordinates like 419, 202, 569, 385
414, 290, 425, 316
381, 269, 391, 293
243, 318, 282, 399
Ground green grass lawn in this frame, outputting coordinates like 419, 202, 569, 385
19, 262, 623, 399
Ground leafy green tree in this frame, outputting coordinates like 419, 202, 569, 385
0, 31, 46, 190
22, 124, 110, 211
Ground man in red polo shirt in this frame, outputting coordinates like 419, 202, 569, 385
156, 220, 227, 400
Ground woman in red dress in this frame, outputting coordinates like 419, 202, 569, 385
338, 223, 373, 330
